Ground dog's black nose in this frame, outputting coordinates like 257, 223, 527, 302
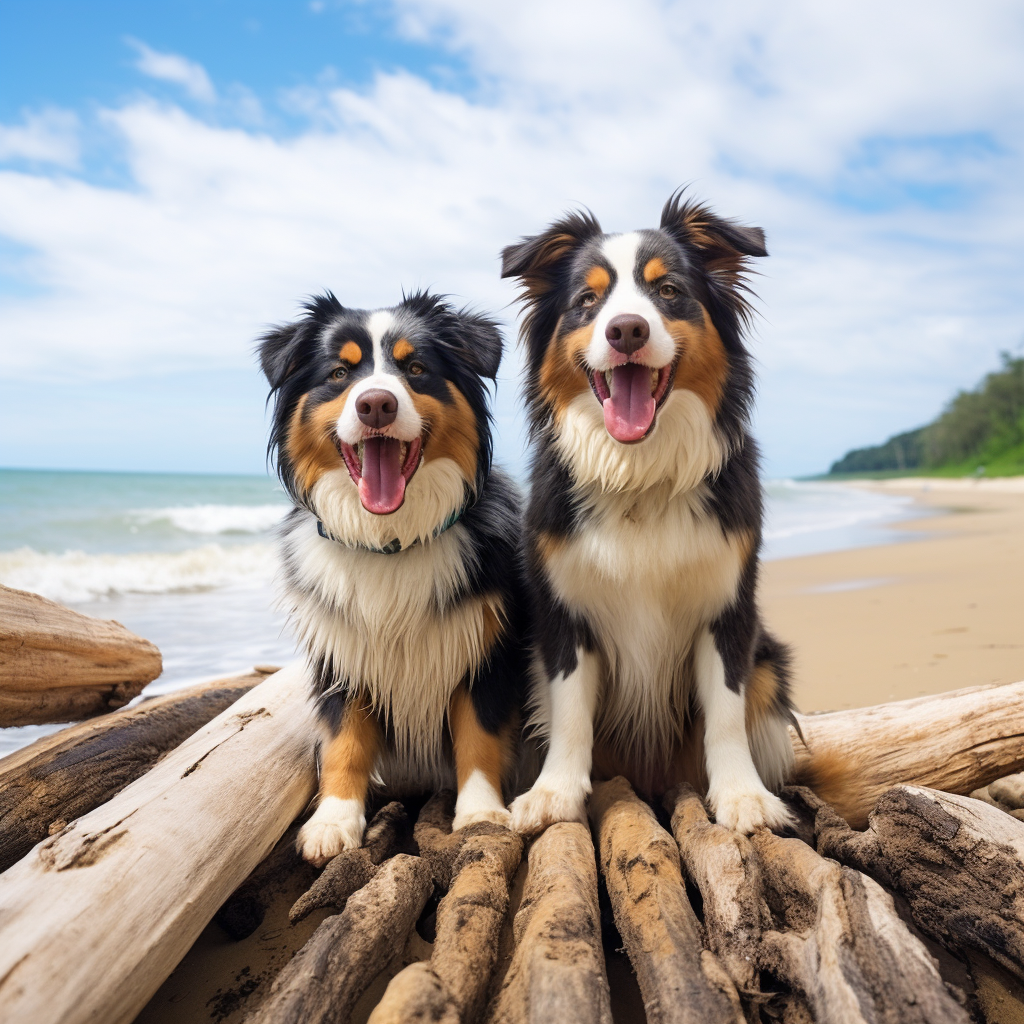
606, 314, 650, 354
356, 389, 399, 428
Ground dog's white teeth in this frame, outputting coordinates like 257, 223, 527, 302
604, 370, 613, 391
651, 369, 659, 392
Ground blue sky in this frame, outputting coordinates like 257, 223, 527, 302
1, 0, 1022, 477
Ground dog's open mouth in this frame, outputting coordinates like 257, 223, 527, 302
588, 361, 677, 443
338, 433, 423, 515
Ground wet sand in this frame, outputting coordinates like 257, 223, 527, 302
761, 478, 1024, 713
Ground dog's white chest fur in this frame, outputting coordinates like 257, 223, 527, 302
281, 514, 490, 768
544, 483, 747, 753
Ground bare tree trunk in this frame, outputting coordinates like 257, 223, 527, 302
0, 661, 317, 1024
0, 583, 162, 725
0, 667, 270, 872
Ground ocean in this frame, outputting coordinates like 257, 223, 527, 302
0, 467, 919, 755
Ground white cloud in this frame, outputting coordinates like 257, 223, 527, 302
126, 38, 217, 103
0, 108, 79, 167
1, 1, 1023, 475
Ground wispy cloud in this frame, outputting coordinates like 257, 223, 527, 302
126, 38, 217, 103
0, 108, 80, 167
0, 2, 1022, 475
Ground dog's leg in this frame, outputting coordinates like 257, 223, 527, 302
297, 701, 381, 866
450, 685, 513, 830
509, 647, 599, 835
695, 628, 792, 834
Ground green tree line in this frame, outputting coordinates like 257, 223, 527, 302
829, 352, 1024, 476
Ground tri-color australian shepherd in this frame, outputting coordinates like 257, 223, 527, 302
503, 192, 797, 835
259, 292, 525, 865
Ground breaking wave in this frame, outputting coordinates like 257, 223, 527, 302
129, 503, 289, 535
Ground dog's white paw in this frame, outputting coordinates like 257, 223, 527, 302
710, 784, 792, 834
297, 797, 365, 867
509, 783, 588, 835
452, 806, 512, 831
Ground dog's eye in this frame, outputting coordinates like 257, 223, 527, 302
331, 366, 348, 381
659, 284, 678, 299
408, 362, 426, 376
580, 292, 598, 308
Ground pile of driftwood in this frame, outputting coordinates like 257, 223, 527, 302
2, 583, 1024, 1023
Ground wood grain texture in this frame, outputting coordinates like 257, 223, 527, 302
0, 661, 317, 1024
0, 583, 162, 725
793, 678, 1024, 827
591, 777, 743, 1024
486, 822, 613, 1024
0, 668, 271, 872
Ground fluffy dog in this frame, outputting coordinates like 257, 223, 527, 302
502, 192, 796, 835
259, 291, 525, 865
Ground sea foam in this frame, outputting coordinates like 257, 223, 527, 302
130, 504, 289, 535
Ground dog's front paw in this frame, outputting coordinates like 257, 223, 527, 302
453, 806, 512, 831
297, 797, 366, 866
509, 783, 588, 836
709, 784, 792, 834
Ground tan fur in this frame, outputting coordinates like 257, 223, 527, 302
667, 308, 730, 418
392, 338, 414, 361
319, 700, 382, 803
516, 232, 579, 299
585, 266, 611, 294
449, 686, 512, 793
285, 391, 349, 494
539, 322, 594, 423
339, 340, 363, 364
412, 384, 479, 484
643, 256, 668, 282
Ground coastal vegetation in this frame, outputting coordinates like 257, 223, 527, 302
829, 352, 1024, 477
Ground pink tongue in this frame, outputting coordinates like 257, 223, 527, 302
603, 364, 656, 442
358, 436, 406, 514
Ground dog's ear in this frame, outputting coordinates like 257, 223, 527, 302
660, 191, 767, 263
501, 210, 603, 298
458, 312, 503, 380
258, 322, 307, 391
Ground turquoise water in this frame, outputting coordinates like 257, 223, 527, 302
0, 466, 921, 755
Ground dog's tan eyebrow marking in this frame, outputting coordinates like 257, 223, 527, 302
338, 341, 362, 364
585, 266, 611, 294
643, 257, 668, 282
392, 338, 414, 361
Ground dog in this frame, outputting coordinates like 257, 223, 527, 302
259, 290, 526, 865
502, 192, 797, 835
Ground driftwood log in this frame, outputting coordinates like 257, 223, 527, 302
591, 777, 743, 1024
0, 661, 316, 1024
486, 822, 613, 1024
0, 667, 271, 872
244, 853, 434, 1024
371, 818, 523, 1023
814, 783, 1024, 983
0, 583, 162, 725
794, 679, 1024, 827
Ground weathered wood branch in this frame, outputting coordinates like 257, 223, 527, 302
244, 853, 433, 1024
0, 583, 163, 725
813, 783, 1024, 983
591, 776, 743, 1024
665, 783, 767, 999
0, 661, 317, 1024
0, 667, 270, 873
371, 822, 523, 1024
485, 822, 612, 1024
288, 800, 411, 923
750, 812, 969, 1024
793, 678, 1024, 827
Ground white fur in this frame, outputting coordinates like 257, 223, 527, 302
309, 457, 466, 551
510, 648, 599, 834
297, 796, 366, 866
585, 232, 676, 371
694, 629, 792, 832
280, 508, 499, 783
335, 310, 424, 445
554, 387, 729, 497
453, 768, 511, 830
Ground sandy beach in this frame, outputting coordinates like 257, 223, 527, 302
762, 477, 1024, 713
